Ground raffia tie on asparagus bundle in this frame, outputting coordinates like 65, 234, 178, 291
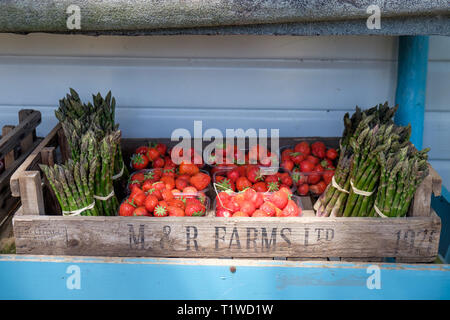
40, 156, 99, 216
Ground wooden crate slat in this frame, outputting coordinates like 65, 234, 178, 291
13, 210, 440, 261
0, 110, 41, 159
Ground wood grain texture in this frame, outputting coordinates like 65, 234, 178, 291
1, 125, 15, 169
13, 211, 441, 261
18, 171, 45, 216
411, 174, 433, 217
18, 110, 36, 153
429, 164, 442, 196
0, 110, 41, 159
10, 123, 61, 197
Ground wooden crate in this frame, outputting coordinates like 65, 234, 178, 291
11, 123, 443, 262
0, 109, 42, 252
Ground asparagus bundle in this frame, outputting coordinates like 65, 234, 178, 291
315, 101, 431, 217
314, 102, 398, 217
40, 157, 99, 216
372, 145, 429, 217
55, 89, 128, 181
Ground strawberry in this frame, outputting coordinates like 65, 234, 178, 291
133, 206, 150, 216
260, 202, 277, 217
167, 198, 186, 210
146, 188, 162, 201
216, 207, 232, 217
182, 186, 198, 194
267, 182, 280, 192
264, 175, 279, 184
131, 172, 146, 183
311, 142, 326, 159
185, 201, 206, 217
297, 184, 309, 196
299, 160, 315, 173
142, 180, 154, 192
294, 142, 310, 156
154, 205, 169, 217
239, 200, 256, 216
280, 199, 301, 217
226, 168, 241, 183
179, 162, 200, 176
310, 181, 327, 195
152, 181, 166, 192
252, 210, 270, 217
279, 173, 293, 187
252, 181, 268, 192
270, 190, 289, 209
131, 153, 149, 170
281, 148, 294, 161
246, 165, 263, 183
232, 211, 249, 217
155, 143, 167, 156
161, 176, 176, 190
152, 157, 165, 168
135, 146, 149, 155
130, 191, 146, 207
144, 194, 159, 213
308, 164, 324, 185
129, 179, 142, 191
236, 177, 252, 191
326, 148, 338, 160
161, 189, 174, 201
189, 172, 211, 191
321, 158, 334, 170
146, 148, 161, 161
306, 155, 319, 165
175, 177, 189, 190
215, 176, 235, 192
279, 186, 293, 197
119, 201, 136, 216
167, 206, 185, 217
281, 159, 294, 172
290, 152, 305, 165
323, 170, 335, 185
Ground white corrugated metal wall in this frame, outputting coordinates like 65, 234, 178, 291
0, 34, 448, 189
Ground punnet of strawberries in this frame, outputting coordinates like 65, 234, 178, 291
215, 187, 302, 217
208, 143, 279, 169
119, 184, 210, 217
128, 164, 212, 195
213, 164, 294, 193
280, 141, 338, 196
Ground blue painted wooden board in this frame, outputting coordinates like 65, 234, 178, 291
0, 255, 449, 300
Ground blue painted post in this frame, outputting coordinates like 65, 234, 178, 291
394, 36, 429, 150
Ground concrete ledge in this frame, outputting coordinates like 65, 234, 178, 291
0, 0, 449, 35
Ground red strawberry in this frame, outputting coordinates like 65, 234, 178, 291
260, 201, 278, 217
326, 148, 338, 160
281, 148, 294, 161
167, 206, 185, 217
146, 148, 161, 161
311, 142, 326, 159
130, 192, 146, 207
279, 173, 293, 187
240, 200, 256, 216
294, 142, 310, 155
299, 160, 315, 173
154, 205, 168, 217
280, 199, 301, 217
281, 159, 294, 172
236, 177, 252, 191
270, 190, 289, 209
323, 170, 335, 185
306, 155, 319, 165
189, 172, 211, 191
135, 146, 149, 155
267, 181, 280, 192
216, 207, 232, 217
161, 176, 176, 190
144, 194, 159, 213
264, 175, 279, 184
152, 157, 165, 168
226, 168, 240, 183
310, 181, 327, 195
119, 201, 136, 216
155, 143, 167, 156
146, 188, 162, 201
175, 177, 189, 190
252, 181, 268, 192
232, 211, 249, 217
131, 172, 146, 183
131, 153, 149, 170
297, 184, 309, 196
185, 201, 206, 217
133, 206, 150, 216
246, 165, 263, 183
290, 152, 305, 165
252, 210, 270, 217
